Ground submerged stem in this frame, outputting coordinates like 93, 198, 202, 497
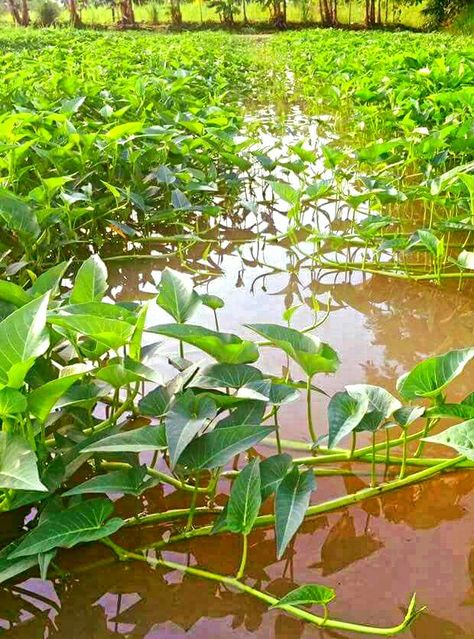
102, 540, 423, 636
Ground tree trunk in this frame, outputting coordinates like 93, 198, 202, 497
119, 0, 135, 24
170, 0, 181, 25
333, 0, 337, 24
242, 0, 247, 24
7, 0, 22, 25
348, 0, 351, 24
69, 0, 82, 26
377, 0, 381, 24
20, 0, 29, 25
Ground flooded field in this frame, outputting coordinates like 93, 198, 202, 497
0, 28, 473, 639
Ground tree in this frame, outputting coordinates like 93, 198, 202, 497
6, 0, 29, 25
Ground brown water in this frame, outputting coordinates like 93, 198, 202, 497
1, 111, 473, 639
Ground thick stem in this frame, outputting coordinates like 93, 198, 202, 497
306, 375, 317, 443
139, 456, 465, 550
399, 428, 408, 480
274, 409, 282, 454
186, 472, 200, 531
370, 433, 377, 488
236, 533, 248, 579
102, 540, 423, 636
349, 431, 357, 459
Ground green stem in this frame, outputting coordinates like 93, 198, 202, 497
399, 428, 408, 480
306, 375, 316, 443
186, 472, 200, 531
141, 456, 465, 549
370, 433, 377, 488
414, 418, 437, 458
236, 533, 248, 579
100, 462, 210, 494
102, 540, 422, 636
274, 409, 282, 454
349, 431, 357, 459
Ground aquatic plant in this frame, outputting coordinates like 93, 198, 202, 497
0, 257, 471, 635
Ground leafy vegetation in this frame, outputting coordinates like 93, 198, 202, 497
0, 25, 472, 637
0, 258, 470, 636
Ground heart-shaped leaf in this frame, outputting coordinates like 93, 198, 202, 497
63, 465, 158, 497
9, 499, 124, 558
260, 453, 292, 500
275, 466, 315, 559
272, 583, 336, 608
327, 390, 369, 448
0, 293, 50, 388
424, 419, 474, 460
70, 255, 108, 304
156, 267, 201, 323
397, 348, 474, 400
165, 391, 216, 469
246, 324, 339, 377
177, 424, 273, 470
0, 433, 47, 492
83, 425, 167, 453
226, 458, 261, 534
149, 323, 259, 364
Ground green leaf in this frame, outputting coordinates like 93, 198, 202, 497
138, 386, 172, 417
226, 458, 261, 535
200, 294, 224, 310
177, 424, 273, 470
70, 255, 108, 305
156, 268, 201, 323
0, 433, 47, 492
246, 324, 339, 377
165, 391, 216, 469
218, 400, 266, 428
0, 188, 40, 238
83, 425, 167, 453
0, 293, 50, 388
346, 384, 401, 432
9, 499, 124, 558
0, 387, 27, 416
0, 281, 30, 307
268, 180, 300, 206
149, 323, 259, 364
260, 453, 292, 500
191, 363, 263, 390
393, 405, 425, 427
272, 584, 336, 608
457, 250, 474, 270
327, 390, 369, 448
63, 465, 158, 497
424, 419, 474, 461
49, 314, 134, 351
29, 260, 69, 298
396, 348, 474, 400
275, 466, 315, 559
0, 540, 38, 585
426, 403, 474, 420
28, 370, 86, 422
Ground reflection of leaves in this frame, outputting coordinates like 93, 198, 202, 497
381, 471, 474, 529
408, 609, 467, 639
312, 513, 383, 576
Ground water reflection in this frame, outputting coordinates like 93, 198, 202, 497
1, 465, 472, 638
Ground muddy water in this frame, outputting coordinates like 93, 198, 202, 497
1, 113, 474, 638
